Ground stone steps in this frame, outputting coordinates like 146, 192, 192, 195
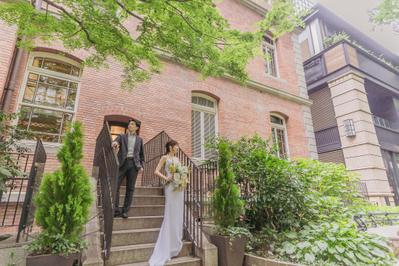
113, 216, 163, 231
119, 187, 163, 196
103, 186, 200, 266
117, 256, 201, 266
112, 228, 160, 247
106, 241, 192, 265
126, 205, 165, 217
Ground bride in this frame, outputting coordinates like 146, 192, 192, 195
149, 140, 184, 266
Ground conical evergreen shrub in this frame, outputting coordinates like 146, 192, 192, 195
29, 122, 92, 255
212, 139, 243, 229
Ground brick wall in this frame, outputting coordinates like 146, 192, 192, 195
0, 21, 17, 101
1, 0, 313, 174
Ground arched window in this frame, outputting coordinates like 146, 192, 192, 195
270, 114, 289, 158
17, 52, 82, 143
191, 94, 218, 160
263, 34, 279, 77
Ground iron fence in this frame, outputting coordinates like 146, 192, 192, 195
354, 212, 399, 231
0, 139, 46, 242
17, 139, 47, 242
142, 131, 218, 248
93, 122, 119, 259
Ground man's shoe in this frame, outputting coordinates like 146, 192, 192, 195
114, 210, 121, 218
122, 212, 128, 219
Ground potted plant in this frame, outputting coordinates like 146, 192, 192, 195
26, 122, 92, 266
210, 139, 251, 266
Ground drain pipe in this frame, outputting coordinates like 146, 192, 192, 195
1, 1, 41, 112
0, 42, 23, 113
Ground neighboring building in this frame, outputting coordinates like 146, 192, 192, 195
299, 3, 399, 205
0, 0, 317, 175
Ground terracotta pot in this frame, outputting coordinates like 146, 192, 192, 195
26, 253, 80, 266
210, 234, 247, 266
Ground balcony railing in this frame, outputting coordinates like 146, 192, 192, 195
373, 115, 397, 131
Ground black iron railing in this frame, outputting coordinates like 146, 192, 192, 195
93, 122, 119, 259
142, 131, 218, 248
354, 212, 399, 231
17, 139, 46, 242
0, 139, 46, 241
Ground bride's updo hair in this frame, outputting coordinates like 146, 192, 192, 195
165, 140, 178, 154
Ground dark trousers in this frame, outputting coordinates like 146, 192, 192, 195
115, 159, 138, 214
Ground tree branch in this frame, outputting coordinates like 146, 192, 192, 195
115, 0, 144, 22
41, 0, 96, 45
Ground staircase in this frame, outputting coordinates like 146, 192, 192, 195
105, 186, 201, 266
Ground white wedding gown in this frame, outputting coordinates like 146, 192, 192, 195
149, 156, 184, 266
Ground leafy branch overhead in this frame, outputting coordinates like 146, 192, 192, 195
0, 0, 302, 89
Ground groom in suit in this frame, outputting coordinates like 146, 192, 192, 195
112, 119, 145, 218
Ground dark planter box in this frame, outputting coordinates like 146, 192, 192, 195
26, 253, 80, 266
210, 234, 246, 266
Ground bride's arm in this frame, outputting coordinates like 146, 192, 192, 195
154, 156, 171, 181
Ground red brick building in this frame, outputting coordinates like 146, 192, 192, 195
0, 0, 317, 173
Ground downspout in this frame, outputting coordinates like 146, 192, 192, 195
0, 41, 23, 113
1, 0, 42, 112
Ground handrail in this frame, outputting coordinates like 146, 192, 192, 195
93, 122, 119, 259
354, 212, 399, 231
142, 131, 218, 248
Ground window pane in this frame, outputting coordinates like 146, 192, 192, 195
23, 82, 36, 103
39, 75, 69, 87
40, 58, 80, 77
17, 106, 32, 130
61, 113, 73, 135
42, 58, 72, 75
35, 83, 67, 108
69, 82, 78, 89
32, 57, 43, 68
29, 108, 63, 134
191, 110, 202, 158
28, 73, 39, 82
66, 89, 77, 110
71, 66, 80, 77
276, 128, 287, 158
271, 115, 284, 125
204, 112, 216, 159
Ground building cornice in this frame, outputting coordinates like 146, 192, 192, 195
157, 50, 312, 107
238, 0, 269, 15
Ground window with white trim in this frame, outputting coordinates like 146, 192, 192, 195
263, 35, 278, 77
191, 95, 217, 160
270, 114, 289, 158
17, 53, 82, 143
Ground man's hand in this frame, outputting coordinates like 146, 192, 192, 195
139, 167, 144, 172
112, 141, 119, 150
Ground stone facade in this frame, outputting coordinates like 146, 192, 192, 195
328, 71, 394, 205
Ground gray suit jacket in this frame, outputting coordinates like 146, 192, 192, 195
114, 134, 145, 169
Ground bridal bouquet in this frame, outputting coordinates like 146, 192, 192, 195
168, 162, 189, 192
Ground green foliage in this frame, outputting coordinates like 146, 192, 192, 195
372, 0, 399, 29
224, 135, 395, 265
0, 111, 30, 193
0, 0, 303, 89
292, 159, 364, 222
229, 135, 309, 231
276, 222, 395, 266
29, 122, 92, 256
212, 139, 244, 231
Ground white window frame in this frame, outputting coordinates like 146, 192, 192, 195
270, 113, 290, 159
191, 93, 218, 160
263, 34, 279, 78
16, 52, 82, 144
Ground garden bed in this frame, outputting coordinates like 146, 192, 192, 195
244, 254, 301, 266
